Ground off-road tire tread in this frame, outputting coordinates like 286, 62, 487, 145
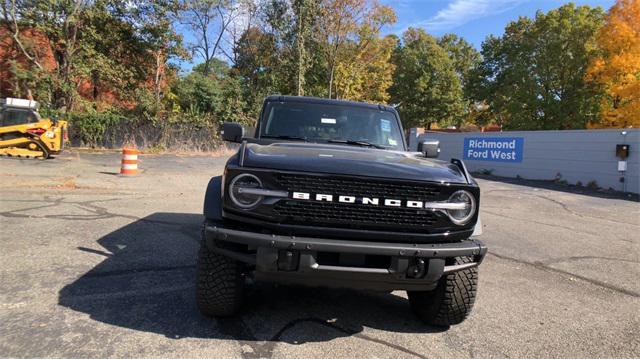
196, 241, 244, 317
408, 256, 478, 326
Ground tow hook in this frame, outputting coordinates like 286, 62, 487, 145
407, 258, 426, 278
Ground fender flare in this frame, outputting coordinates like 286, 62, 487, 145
203, 176, 223, 221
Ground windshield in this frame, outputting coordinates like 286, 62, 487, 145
0, 108, 40, 127
260, 102, 404, 150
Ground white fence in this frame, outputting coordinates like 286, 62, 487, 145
409, 129, 639, 194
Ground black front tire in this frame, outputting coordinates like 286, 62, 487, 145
407, 256, 478, 326
196, 242, 245, 317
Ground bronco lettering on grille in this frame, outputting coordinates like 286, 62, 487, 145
292, 191, 425, 209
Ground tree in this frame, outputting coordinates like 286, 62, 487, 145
437, 34, 480, 94
231, 0, 396, 104
0, 0, 184, 112
334, 34, 396, 103
234, 26, 280, 114
390, 28, 465, 129
220, 0, 260, 65
315, 0, 395, 98
131, 1, 186, 113
171, 71, 219, 114
1, 0, 89, 110
332, 4, 396, 102
233, 0, 320, 107
437, 33, 481, 127
292, 0, 318, 96
193, 58, 230, 78
586, 0, 640, 128
471, 4, 605, 130
181, 0, 238, 76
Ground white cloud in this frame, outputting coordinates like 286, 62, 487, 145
412, 0, 528, 31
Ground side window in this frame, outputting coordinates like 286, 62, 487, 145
378, 117, 402, 147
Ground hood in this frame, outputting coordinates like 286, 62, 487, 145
241, 142, 468, 184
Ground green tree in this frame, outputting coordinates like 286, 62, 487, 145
171, 64, 251, 126
292, 0, 319, 96
437, 34, 480, 95
437, 33, 481, 127
234, 27, 280, 115
172, 71, 222, 114
390, 28, 465, 129
233, 0, 322, 109
216, 73, 251, 125
193, 58, 230, 78
471, 4, 605, 130
131, 0, 186, 113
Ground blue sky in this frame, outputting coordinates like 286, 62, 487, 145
176, 0, 615, 71
382, 0, 614, 48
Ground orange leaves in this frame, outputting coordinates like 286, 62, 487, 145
587, 0, 640, 128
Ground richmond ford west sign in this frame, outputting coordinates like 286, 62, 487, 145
463, 137, 524, 162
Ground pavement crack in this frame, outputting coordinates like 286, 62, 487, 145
219, 316, 427, 359
484, 190, 639, 227
216, 317, 273, 359
482, 210, 597, 236
268, 318, 427, 359
534, 194, 581, 217
0, 197, 198, 228
540, 256, 640, 266
488, 252, 640, 298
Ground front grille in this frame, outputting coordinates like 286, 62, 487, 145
273, 200, 438, 229
277, 173, 441, 200
273, 173, 443, 230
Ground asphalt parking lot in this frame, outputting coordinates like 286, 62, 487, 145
1, 150, 638, 358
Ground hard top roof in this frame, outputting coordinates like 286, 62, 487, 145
264, 95, 396, 113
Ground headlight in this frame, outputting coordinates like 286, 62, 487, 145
229, 174, 263, 209
446, 190, 476, 225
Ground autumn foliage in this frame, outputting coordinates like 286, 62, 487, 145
587, 0, 640, 128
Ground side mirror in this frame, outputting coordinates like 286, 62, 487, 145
420, 140, 440, 158
221, 122, 244, 143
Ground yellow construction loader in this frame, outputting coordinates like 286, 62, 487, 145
0, 98, 68, 159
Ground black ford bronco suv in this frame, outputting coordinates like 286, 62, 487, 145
199, 96, 486, 326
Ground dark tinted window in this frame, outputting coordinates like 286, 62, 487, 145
0, 109, 39, 127
261, 102, 404, 150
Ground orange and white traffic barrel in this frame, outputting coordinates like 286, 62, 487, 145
120, 148, 139, 175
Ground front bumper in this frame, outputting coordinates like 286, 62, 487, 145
204, 223, 487, 291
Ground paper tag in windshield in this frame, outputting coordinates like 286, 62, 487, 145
388, 138, 397, 146
380, 119, 391, 132
321, 118, 336, 124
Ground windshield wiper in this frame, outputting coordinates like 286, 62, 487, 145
327, 139, 388, 149
261, 135, 309, 142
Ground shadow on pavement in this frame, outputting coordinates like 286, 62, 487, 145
58, 212, 443, 346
